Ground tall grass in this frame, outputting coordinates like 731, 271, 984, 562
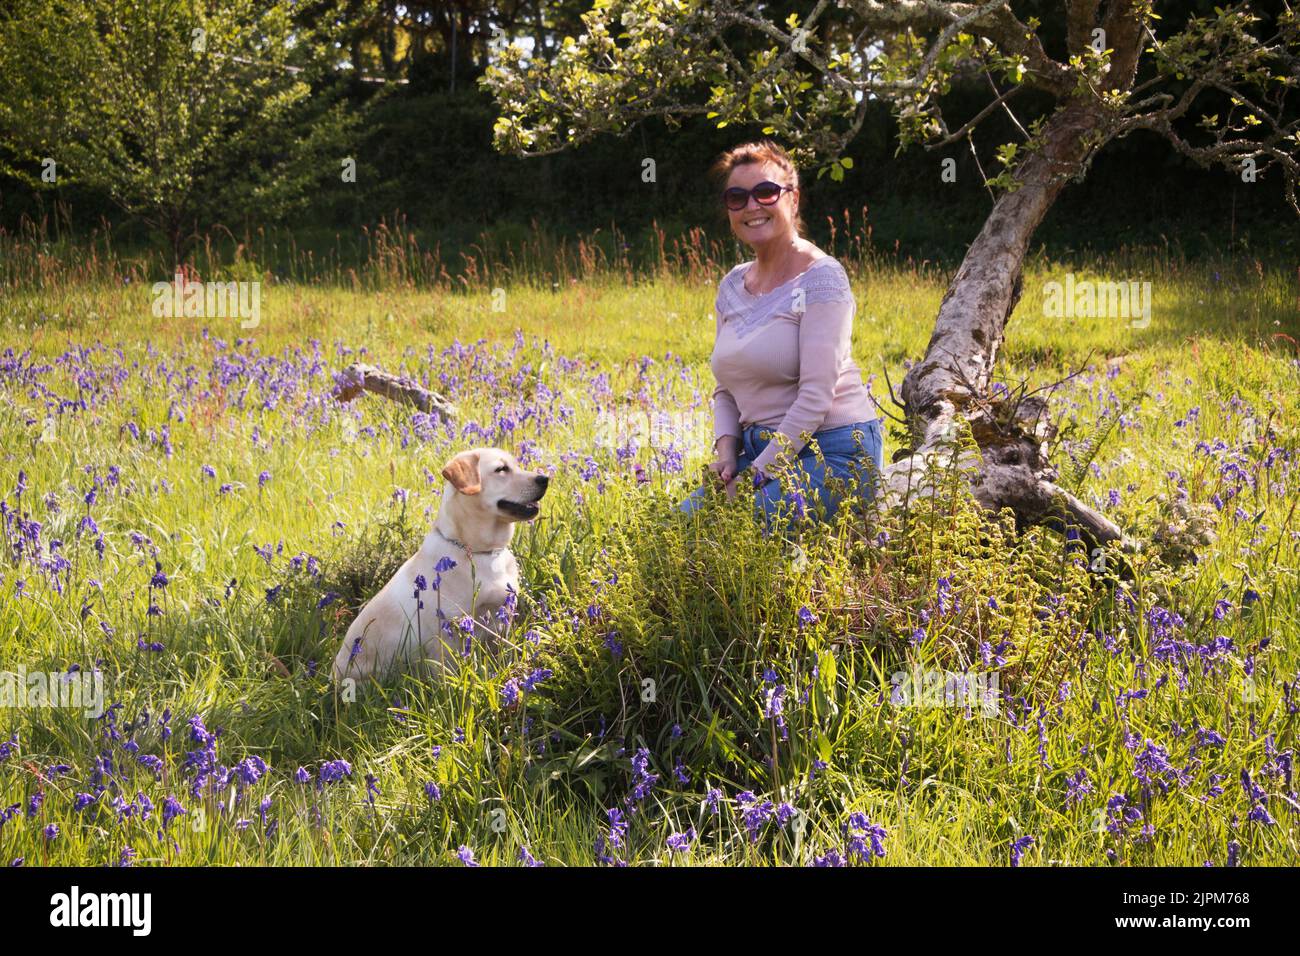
0, 219, 1297, 866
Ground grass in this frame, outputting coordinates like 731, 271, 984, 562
1, 230, 1298, 867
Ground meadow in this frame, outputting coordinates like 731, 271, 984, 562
1, 222, 1298, 866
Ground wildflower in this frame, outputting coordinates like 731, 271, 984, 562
705, 788, 722, 815
764, 684, 788, 741
519, 846, 543, 867
161, 795, 186, 827
738, 793, 774, 843
1010, 835, 1034, 867
673, 757, 690, 785
629, 748, 659, 801
1105, 794, 1142, 835
844, 812, 887, 861
521, 667, 552, 691
606, 808, 629, 848
1064, 769, 1093, 806
666, 828, 696, 853
500, 679, 521, 707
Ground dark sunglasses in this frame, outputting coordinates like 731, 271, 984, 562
723, 180, 794, 211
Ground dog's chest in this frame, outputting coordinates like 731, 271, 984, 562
468, 551, 519, 611
421, 545, 517, 611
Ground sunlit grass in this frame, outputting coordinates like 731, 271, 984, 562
0, 245, 1297, 866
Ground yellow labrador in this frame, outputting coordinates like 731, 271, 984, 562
331, 447, 548, 684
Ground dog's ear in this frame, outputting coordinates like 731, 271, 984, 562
441, 451, 482, 495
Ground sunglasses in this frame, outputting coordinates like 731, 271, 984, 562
723, 180, 795, 211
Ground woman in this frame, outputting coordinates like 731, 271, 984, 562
679, 140, 883, 529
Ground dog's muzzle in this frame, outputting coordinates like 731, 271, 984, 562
497, 474, 549, 519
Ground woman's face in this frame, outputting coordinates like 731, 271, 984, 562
725, 161, 798, 249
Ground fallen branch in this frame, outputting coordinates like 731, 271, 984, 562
334, 363, 457, 421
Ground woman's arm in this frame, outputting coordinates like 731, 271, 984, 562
711, 307, 742, 456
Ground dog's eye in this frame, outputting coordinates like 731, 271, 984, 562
495, 464, 509, 474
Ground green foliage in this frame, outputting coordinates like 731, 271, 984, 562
0, 0, 363, 261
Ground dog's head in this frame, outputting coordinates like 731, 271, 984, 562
440, 447, 549, 522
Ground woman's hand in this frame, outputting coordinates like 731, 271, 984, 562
707, 436, 740, 499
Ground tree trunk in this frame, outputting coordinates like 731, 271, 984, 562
884, 100, 1124, 547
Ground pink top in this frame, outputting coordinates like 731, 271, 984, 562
711, 255, 876, 474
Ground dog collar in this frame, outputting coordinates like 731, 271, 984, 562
434, 527, 506, 557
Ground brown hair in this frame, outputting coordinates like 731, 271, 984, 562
708, 139, 806, 237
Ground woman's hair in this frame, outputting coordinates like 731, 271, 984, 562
708, 139, 807, 237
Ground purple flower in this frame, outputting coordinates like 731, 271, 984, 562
521, 667, 552, 691
666, 828, 696, 853
705, 788, 722, 815
1064, 768, 1093, 806
606, 807, 629, 849
1010, 835, 1034, 867
844, 812, 887, 861
319, 759, 352, 785
629, 748, 659, 801
500, 679, 521, 707
519, 846, 543, 867
161, 795, 186, 827
456, 845, 479, 867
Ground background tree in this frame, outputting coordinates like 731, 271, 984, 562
0, 0, 363, 265
481, 0, 1300, 548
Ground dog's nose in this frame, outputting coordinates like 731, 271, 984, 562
535, 474, 549, 490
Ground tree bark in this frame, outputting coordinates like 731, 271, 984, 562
884, 100, 1125, 547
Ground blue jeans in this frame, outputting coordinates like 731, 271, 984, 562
678, 419, 884, 530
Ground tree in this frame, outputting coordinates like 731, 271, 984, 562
0, 0, 362, 265
479, 0, 1300, 549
